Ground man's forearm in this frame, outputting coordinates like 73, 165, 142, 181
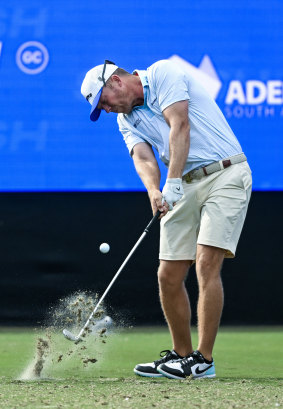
167, 125, 190, 179
132, 142, 168, 216
134, 159, 161, 194
162, 100, 190, 180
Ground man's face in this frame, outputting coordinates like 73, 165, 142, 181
97, 78, 132, 114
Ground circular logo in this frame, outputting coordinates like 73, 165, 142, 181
16, 41, 49, 75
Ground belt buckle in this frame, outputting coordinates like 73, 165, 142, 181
184, 172, 192, 183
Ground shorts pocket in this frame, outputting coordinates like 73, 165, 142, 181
240, 163, 252, 191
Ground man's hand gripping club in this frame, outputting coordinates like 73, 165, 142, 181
162, 178, 184, 211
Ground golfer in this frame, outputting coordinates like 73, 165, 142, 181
81, 59, 252, 379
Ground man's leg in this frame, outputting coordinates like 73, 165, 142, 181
196, 244, 225, 361
158, 260, 193, 357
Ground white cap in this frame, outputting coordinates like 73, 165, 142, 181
81, 61, 118, 121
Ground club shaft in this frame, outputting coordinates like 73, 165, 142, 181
77, 231, 147, 338
77, 211, 160, 339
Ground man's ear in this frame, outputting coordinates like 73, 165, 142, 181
110, 74, 123, 87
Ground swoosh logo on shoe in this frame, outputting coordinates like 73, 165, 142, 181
195, 364, 213, 374
176, 187, 180, 191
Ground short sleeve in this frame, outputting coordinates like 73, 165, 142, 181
150, 60, 190, 112
118, 115, 146, 156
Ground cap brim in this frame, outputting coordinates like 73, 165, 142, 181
90, 88, 102, 121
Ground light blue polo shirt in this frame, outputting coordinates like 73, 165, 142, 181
117, 59, 242, 174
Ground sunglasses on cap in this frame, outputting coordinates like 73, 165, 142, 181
101, 59, 116, 86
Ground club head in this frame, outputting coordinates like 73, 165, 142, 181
63, 329, 81, 343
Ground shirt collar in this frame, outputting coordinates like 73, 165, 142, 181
132, 70, 148, 110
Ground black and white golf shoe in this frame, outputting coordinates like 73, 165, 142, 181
157, 350, 216, 380
134, 350, 184, 378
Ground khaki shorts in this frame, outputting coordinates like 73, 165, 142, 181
159, 161, 252, 260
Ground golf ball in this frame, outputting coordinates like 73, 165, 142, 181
99, 243, 110, 254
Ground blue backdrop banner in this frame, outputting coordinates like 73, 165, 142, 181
1, 0, 282, 191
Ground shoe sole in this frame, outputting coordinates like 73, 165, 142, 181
157, 367, 184, 380
134, 369, 164, 378
194, 374, 216, 379
158, 367, 216, 380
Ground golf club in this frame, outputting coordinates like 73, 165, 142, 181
63, 210, 161, 342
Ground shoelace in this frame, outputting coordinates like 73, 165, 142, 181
154, 350, 177, 366
180, 351, 204, 370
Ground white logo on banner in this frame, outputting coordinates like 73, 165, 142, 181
16, 41, 49, 75
169, 54, 222, 100
168, 54, 283, 118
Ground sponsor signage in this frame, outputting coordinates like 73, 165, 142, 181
0, 1, 282, 191
16, 41, 49, 75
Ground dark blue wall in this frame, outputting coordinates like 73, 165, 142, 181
0, 192, 282, 326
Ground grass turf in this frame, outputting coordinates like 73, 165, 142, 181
0, 326, 282, 408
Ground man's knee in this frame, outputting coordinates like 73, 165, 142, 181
196, 254, 221, 275
158, 265, 178, 289
158, 260, 191, 290
196, 245, 224, 283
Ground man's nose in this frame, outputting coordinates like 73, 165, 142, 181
104, 105, 111, 114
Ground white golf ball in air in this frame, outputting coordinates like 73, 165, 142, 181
99, 243, 110, 254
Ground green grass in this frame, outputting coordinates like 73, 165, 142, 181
0, 326, 282, 408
